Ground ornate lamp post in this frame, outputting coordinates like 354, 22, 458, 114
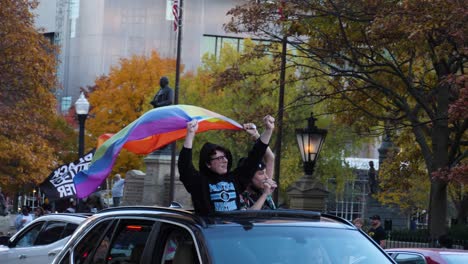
287, 113, 328, 211
296, 113, 327, 175
75, 92, 90, 158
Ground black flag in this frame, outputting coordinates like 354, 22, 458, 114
39, 149, 95, 201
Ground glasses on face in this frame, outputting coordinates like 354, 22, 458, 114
210, 155, 227, 162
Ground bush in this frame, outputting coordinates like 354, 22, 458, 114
448, 224, 468, 241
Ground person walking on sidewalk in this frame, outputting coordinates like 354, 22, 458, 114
111, 174, 125, 207
0, 187, 7, 216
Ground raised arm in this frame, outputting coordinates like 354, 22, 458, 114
178, 120, 200, 193
183, 119, 198, 149
259, 115, 275, 145
244, 122, 275, 179
236, 115, 275, 189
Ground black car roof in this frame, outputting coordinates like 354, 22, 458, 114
97, 206, 354, 229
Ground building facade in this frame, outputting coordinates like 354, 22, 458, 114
34, 0, 246, 112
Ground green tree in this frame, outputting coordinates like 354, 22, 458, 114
225, 0, 467, 236
0, 0, 75, 192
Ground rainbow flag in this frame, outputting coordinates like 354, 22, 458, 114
73, 105, 242, 198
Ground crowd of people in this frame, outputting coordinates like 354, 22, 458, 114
14, 205, 49, 231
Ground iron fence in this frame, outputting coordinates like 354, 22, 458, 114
386, 232, 468, 250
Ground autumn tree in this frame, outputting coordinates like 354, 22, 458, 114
225, 0, 467, 237
86, 51, 177, 175
0, 0, 75, 192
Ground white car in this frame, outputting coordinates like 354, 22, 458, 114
0, 213, 88, 264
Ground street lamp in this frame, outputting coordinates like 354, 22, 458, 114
296, 113, 327, 175
75, 92, 90, 157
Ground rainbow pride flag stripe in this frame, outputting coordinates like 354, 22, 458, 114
73, 105, 242, 198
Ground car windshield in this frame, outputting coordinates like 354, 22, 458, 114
204, 225, 393, 264
440, 252, 468, 264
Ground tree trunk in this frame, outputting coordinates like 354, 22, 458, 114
429, 179, 448, 237
428, 70, 450, 237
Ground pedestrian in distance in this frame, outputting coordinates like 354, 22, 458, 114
239, 123, 277, 210
111, 174, 125, 207
15, 206, 33, 231
352, 217, 364, 230
34, 206, 45, 219
178, 115, 275, 215
368, 214, 387, 248
0, 187, 7, 216
65, 198, 77, 213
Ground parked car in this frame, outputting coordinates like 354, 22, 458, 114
386, 248, 468, 264
0, 213, 88, 264
52, 206, 396, 264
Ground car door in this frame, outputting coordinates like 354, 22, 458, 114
6, 220, 76, 264
65, 218, 156, 264
155, 223, 202, 264
4, 221, 45, 264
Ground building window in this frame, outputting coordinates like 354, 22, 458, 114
61, 96, 72, 113
202, 34, 273, 59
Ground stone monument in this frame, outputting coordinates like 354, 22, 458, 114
121, 170, 145, 206
287, 174, 329, 212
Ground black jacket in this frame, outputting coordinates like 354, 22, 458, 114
178, 140, 268, 215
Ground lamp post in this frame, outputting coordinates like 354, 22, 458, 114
74, 92, 89, 211
296, 113, 327, 175
75, 92, 90, 158
286, 113, 328, 211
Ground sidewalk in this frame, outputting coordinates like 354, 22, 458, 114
0, 214, 17, 236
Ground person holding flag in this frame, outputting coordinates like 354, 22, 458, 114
178, 115, 275, 214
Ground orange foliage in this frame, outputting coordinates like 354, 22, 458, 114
0, 0, 70, 191
85, 51, 177, 174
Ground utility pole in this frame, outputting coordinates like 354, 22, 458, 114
169, 0, 183, 204
273, 35, 287, 204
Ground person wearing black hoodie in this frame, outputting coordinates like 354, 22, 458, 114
178, 115, 275, 215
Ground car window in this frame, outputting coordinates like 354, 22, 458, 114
394, 253, 426, 264
107, 219, 154, 264
91, 222, 114, 264
35, 221, 67, 245
60, 251, 71, 264
15, 222, 44, 247
160, 225, 199, 264
62, 223, 79, 238
73, 220, 114, 264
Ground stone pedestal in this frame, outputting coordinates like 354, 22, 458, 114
143, 154, 193, 209
287, 174, 329, 212
121, 170, 145, 206
143, 154, 172, 206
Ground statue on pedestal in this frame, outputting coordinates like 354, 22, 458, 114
150, 77, 174, 155
150, 76, 174, 109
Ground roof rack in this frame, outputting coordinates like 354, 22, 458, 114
204, 209, 321, 223
54, 212, 93, 218
204, 210, 355, 227
97, 206, 208, 227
